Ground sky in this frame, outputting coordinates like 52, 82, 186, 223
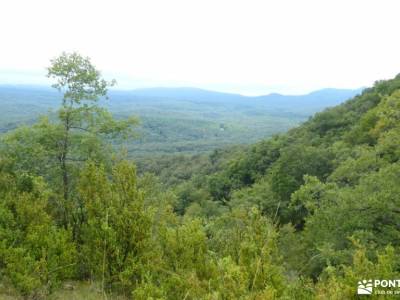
0, 0, 400, 95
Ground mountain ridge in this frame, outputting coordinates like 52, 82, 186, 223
0, 84, 362, 100
0, 85, 363, 156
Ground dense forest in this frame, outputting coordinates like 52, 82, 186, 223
0, 83, 360, 158
1, 53, 400, 299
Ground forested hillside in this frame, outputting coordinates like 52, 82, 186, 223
0, 85, 360, 157
1, 53, 399, 299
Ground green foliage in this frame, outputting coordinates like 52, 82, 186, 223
47, 52, 112, 103
135, 72, 400, 297
315, 243, 400, 299
0, 167, 76, 298
0, 84, 360, 157
78, 161, 156, 293
1, 52, 137, 233
208, 207, 286, 299
270, 145, 333, 223
2, 54, 400, 299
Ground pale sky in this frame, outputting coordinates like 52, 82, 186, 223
0, 0, 399, 95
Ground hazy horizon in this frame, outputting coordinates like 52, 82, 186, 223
0, 70, 363, 97
1, 0, 399, 95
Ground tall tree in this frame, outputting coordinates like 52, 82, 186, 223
2, 52, 137, 231
46, 52, 137, 230
47, 52, 113, 203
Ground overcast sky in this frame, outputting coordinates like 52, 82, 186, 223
0, 0, 399, 95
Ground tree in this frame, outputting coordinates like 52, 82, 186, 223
49, 54, 139, 237
3, 52, 137, 232
47, 52, 112, 204
270, 145, 333, 224
78, 161, 157, 294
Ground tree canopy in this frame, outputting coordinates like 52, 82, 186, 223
1, 55, 400, 299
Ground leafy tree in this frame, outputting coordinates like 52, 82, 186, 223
270, 145, 333, 224
2, 52, 137, 233
46, 52, 137, 227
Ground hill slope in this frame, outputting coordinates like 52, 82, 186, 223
142, 74, 400, 287
1, 73, 399, 299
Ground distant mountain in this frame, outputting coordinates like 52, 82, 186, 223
112, 86, 362, 105
116, 87, 245, 101
254, 88, 364, 110
0, 84, 362, 106
106, 86, 363, 115
0, 85, 363, 156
